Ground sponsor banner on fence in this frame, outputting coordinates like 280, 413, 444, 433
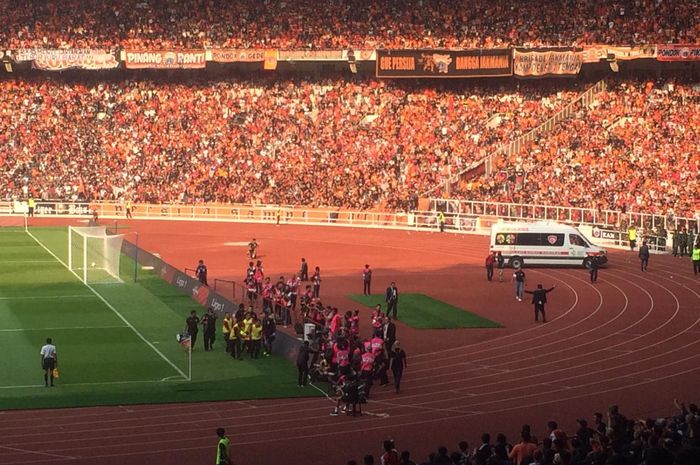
513, 48, 583, 77
12, 49, 119, 70
376, 49, 512, 78
124, 50, 206, 69
657, 44, 700, 62
35, 202, 92, 216
208, 49, 265, 62
278, 49, 345, 61
582, 45, 657, 63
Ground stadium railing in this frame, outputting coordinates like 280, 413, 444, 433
3, 200, 695, 252
428, 198, 696, 235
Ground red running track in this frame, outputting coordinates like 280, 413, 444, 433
2, 219, 700, 465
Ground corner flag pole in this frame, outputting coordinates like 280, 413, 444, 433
188, 343, 192, 382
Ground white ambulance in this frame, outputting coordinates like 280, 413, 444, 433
490, 221, 607, 269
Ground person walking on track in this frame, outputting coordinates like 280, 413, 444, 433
215, 428, 232, 465
496, 251, 505, 282
485, 252, 496, 282
639, 240, 650, 271
512, 268, 526, 301
589, 255, 600, 283
525, 284, 555, 323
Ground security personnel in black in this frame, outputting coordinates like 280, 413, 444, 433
672, 229, 680, 256
201, 308, 217, 351
524, 284, 555, 323
185, 310, 200, 350
679, 228, 689, 257
589, 255, 600, 283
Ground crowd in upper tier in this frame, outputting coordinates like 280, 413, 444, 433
0, 0, 698, 50
1, 76, 698, 218
462, 78, 700, 218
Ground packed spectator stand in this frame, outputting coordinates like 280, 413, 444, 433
0, 77, 579, 210
461, 78, 700, 219
1, 75, 698, 219
1, 0, 699, 50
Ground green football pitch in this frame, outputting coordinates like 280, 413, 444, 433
349, 293, 502, 329
0, 226, 317, 410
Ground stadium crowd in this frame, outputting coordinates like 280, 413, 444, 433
1, 0, 699, 50
350, 402, 700, 465
457, 78, 700, 219
0, 77, 577, 210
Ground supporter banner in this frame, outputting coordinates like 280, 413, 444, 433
263, 50, 278, 70
513, 48, 583, 77
124, 50, 206, 69
342, 49, 376, 61
278, 49, 344, 61
582, 45, 657, 63
376, 49, 512, 78
657, 45, 700, 62
12, 49, 119, 70
208, 49, 265, 63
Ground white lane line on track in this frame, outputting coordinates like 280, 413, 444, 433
0, 445, 76, 461
408, 270, 610, 375
411, 268, 582, 362
6, 360, 700, 464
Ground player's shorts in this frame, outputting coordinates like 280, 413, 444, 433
43, 358, 56, 370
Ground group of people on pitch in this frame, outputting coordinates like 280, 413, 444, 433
299, 300, 407, 416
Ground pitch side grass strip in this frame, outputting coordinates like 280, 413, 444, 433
348, 293, 502, 329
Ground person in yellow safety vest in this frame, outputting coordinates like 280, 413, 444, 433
230, 319, 242, 360
242, 313, 253, 356
627, 225, 637, 251
222, 313, 232, 354
125, 199, 133, 219
692, 241, 700, 276
250, 315, 263, 359
215, 427, 232, 465
27, 197, 35, 217
437, 211, 445, 233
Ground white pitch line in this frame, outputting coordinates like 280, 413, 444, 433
25, 229, 188, 381
0, 444, 76, 460
0, 379, 167, 390
0, 260, 60, 263
0, 325, 128, 333
0, 294, 95, 301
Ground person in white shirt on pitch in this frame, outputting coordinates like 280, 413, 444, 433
40, 337, 58, 387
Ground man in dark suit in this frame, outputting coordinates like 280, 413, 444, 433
299, 258, 309, 281
383, 316, 396, 354
524, 284, 555, 323
386, 282, 399, 319
639, 240, 650, 271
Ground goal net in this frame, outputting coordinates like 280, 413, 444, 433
68, 226, 125, 284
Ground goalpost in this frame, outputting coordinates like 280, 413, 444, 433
68, 226, 125, 284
